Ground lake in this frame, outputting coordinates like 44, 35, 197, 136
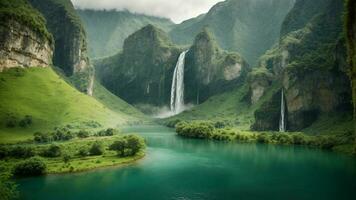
17, 126, 356, 200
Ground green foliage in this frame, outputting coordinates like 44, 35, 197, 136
19, 115, 33, 128
109, 139, 126, 156
0, 0, 52, 41
0, 68, 144, 143
125, 135, 143, 156
13, 157, 46, 177
76, 130, 90, 138
9, 146, 35, 159
77, 9, 174, 58
0, 171, 19, 200
42, 145, 61, 158
176, 121, 215, 139
95, 128, 120, 137
89, 141, 104, 156
77, 147, 89, 157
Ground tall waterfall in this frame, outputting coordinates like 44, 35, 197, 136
170, 50, 188, 114
279, 89, 286, 132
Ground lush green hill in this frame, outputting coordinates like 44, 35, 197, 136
77, 9, 175, 58
0, 67, 146, 143
169, 0, 295, 65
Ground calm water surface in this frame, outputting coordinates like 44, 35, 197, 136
18, 126, 356, 200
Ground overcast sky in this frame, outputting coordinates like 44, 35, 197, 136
71, 0, 224, 23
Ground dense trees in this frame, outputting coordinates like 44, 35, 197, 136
13, 157, 46, 177
109, 135, 144, 157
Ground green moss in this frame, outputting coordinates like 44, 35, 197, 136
0, 0, 52, 41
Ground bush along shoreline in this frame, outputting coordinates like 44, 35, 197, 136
175, 121, 355, 153
0, 128, 146, 177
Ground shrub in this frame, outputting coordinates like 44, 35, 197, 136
52, 128, 74, 141
13, 157, 46, 177
34, 132, 52, 143
63, 154, 71, 163
42, 145, 61, 158
9, 146, 35, 158
257, 133, 270, 143
176, 121, 215, 139
78, 147, 89, 157
274, 133, 293, 144
109, 139, 126, 156
76, 130, 90, 138
89, 142, 104, 156
19, 115, 33, 128
5, 116, 17, 128
319, 136, 338, 150
0, 146, 10, 159
125, 135, 143, 156
291, 133, 307, 145
95, 128, 119, 137
0, 171, 19, 200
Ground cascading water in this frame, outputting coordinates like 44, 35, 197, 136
170, 50, 188, 114
279, 89, 286, 132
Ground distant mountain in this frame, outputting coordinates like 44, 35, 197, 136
77, 9, 175, 58
169, 0, 295, 66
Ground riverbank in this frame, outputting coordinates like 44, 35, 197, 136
0, 133, 146, 175
174, 121, 356, 155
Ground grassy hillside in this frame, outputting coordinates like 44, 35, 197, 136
0, 67, 146, 143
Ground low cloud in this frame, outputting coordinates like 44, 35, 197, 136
71, 0, 224, 23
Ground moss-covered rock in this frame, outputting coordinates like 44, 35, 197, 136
345, 0, 356, 147
28, 0, 93, 94
95, 25, 182, 106
252, 0, 353, 131
0, 0, 53, 71
184, 28, 250, 104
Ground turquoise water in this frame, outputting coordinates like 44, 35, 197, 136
18, 126, 356, 200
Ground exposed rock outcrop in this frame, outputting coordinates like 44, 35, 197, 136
0, 0, 53, 71
184, 28, 249, 104
252, 0, 352, 131
95, 25, 181, 105
28, 0, 93, 95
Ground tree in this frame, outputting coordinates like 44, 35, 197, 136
0, 172, 19, 200
9, 146, 35, 158
89, 142, 104, 156
78, 147, 89, 157
13, 157, 46, 177
19, 115, 33, 128
76, 130, 90, 138
109, 139, 126, 156
126, 135, 142, 156
42, 145, 61, 157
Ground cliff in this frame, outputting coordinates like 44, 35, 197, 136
95, 25, 181, 106
345, 0, 356, 147
184, 28, 249, 103
0, 0, 53, 71
28, 0, 93, 94
252, 0, 353, 131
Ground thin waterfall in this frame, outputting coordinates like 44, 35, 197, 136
170, 50, 188, 114
279, 89, 286, 132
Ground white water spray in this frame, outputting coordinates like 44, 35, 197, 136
279, 89, 286, 132
170, 50, 188, 114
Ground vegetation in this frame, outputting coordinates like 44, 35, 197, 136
0, 67, 146, 143
0, 171, 18, 200
0, 133, 146, 175
175, 121, 355, 153
13, 157, 47, 177
0, 0, 52, 41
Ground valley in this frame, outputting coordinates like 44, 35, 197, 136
0, 0, 356, 199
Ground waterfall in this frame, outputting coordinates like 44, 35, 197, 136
170, 50, 188, 114
279, 89, 286, 132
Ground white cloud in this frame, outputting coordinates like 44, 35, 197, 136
71, 0, 224, 23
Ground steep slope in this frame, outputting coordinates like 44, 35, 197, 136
77, 9, 175, 58
252, 0, 353, 131
95, 25, 182, 106
28, 0, 93, 94
184, 28, 249, 104
170, 0, 295, 65
0, 0, 53, 70
345, 0, 356, 145
0, 67, 145, 143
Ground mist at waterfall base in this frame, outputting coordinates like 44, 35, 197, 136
151, 104, 194, 119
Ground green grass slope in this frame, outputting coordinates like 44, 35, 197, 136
0, 67, 146, 143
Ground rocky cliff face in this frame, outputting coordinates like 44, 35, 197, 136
184, 28, 249, 104
345, 0, 356, 145
0, 0, 53, 71
28, 0, 93, 95
170, 0, 295, 65
252, 0, 352, 131
96, 25, 181, 106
